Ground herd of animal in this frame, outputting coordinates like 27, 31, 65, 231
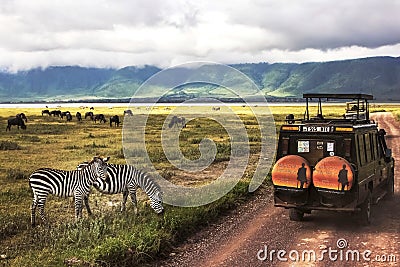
29, 156, 164, 227
4, 109, 135, 131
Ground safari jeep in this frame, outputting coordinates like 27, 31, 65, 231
272, 94, 395, 225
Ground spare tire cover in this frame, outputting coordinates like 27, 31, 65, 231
272, 155, 312, 189
313, 156, 354, 191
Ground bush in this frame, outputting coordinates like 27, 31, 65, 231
0, 141, 21, 150
5, 169, 29, 180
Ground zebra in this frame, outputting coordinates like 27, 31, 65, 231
76, 163, 164, 214
29, 156, 110, 226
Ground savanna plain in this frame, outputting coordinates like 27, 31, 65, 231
0, 103, 398, 266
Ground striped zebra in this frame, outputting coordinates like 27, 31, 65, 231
77, 163, 164, 214
29, 156, 109, 226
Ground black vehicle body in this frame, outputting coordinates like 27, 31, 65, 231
273, 94, 395, 223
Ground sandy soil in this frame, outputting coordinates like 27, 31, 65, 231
155, 112, 400, 267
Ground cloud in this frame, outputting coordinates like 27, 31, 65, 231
0, 0, 399, 71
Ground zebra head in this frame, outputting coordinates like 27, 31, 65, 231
88, 156, 109, 181
76, 159, 110, 186
150, 191, 164, 214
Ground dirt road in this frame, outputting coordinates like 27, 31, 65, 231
158, 112, 400, 267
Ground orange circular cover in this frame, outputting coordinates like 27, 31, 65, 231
272, 155, 312, 189
313, 156, 354, 191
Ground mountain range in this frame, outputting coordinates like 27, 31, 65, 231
0, 56, 399, 102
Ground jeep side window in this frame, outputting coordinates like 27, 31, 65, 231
358, 134, 366, 166
370, 133, 378, 160
365, 133, 372, 163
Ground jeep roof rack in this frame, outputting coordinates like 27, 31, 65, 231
302, 93, 373, 122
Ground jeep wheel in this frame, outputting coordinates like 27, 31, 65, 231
289, 208, 304, 221
360, 192, 372, 225
385, 172, 394, 200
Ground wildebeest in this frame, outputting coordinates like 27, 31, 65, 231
168, 116, 186, 128
6, 116, 26, 131
50, 110, 61, 117
94, 114, 106, 123
66, 113, 72, 122
85, 112, 94, 120
76, 112, 82, 121
17, 113, 28, 122
212, 106, 221, 111
124, 110, 133, 116
110, 115, 120, 127
60, 111, 71, 119
42, 110, 51, 116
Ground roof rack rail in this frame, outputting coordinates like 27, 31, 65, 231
302, 93, 373, 122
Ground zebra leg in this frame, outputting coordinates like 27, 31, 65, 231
128, 188, 138, 214
37, 197, 47, 225
31, 197, 38, 227
74, 194, 83, 220
121, 190, 128, 212
83, 195, 93, 216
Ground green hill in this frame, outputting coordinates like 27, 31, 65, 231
0, 56, 399, 102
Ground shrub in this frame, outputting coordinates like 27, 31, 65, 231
5, 169, 29, 180
0, 141, 21, 150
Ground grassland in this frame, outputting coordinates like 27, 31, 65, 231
0, 103, 399, 266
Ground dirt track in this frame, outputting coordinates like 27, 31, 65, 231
157, 112, 400, 267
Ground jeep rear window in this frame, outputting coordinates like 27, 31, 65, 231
294, 139, 336, 166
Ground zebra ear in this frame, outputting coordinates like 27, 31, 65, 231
103, 156, 110, 162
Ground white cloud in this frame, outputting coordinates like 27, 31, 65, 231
0, 0, 399, 71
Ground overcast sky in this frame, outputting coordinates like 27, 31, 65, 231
0, 0, 399, 72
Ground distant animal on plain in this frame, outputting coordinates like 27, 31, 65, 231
66, 113, 72, 122
94, 114, 107, 123
76, 112, 82, 121
212, 106, 220, 111
6, 116, 27, 131
168, 116, 186, 128
124, 110, 133, 116
85, 112, 94, 120
50, 110, 61, 117
17, 113, 28, 122
42, 110, 51, 116
110, 115, 120, 127
90, 107, 94, 110
60, 111, 71, 119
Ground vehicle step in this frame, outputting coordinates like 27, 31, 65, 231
373, 189, 387, 204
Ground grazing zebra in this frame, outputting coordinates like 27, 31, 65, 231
77, 163, 164, 214
29, 156, 110, 226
